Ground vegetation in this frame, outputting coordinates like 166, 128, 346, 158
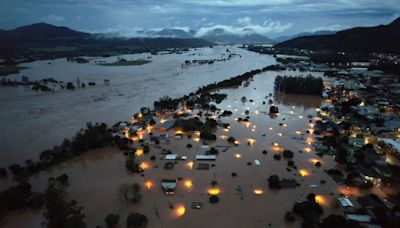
126, 212, 148, 228
0, 65, 29, 76
209, 195, 220, 204
120, 183, 142, 205
274, 75, 323, 95
268, 175, 281, 189
320, 214, 363, 228
98, 60, 151, 66
43, 178, 86, 228
6, 122, 114, 179
283, 150, 294, 159
153, 65, 284, 111
125, 156, 140, 173
273, 154, 282, 160
0, 182, 36, 221
269, 106, 279, 114
105, 213, 120, 227
292, 194, 323, 228
284, 211, 296, 223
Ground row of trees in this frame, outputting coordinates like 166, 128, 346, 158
5, 122, 114, 179
274, 75, 324, 95
154, 64, 285, 111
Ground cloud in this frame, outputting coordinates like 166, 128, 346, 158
171, 26, 191, 33
311, 24, 348, 32
180, 0, 294, 7
236, 16, 252, 26
195, 18, 292, 37
41, 14, 65, 24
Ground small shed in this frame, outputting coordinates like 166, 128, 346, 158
165, 154, 178, 160
196, 155, 216, 161
338, 197, 354, 208
161, 179, 177, 195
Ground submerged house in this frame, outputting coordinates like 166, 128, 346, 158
195, 155, 216, 161
161, 179, 177, 195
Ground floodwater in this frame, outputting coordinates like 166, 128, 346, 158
2, 69, 377, 228
0, 46, 276, 166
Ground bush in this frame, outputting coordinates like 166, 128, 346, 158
125, 156, 140, 173
43, 179, 86, 228
8, 164, 24, 176
56, 173, 69, 185
287, 160, 295, 167
283, 150, 294, 159
360, 181, 374, 190
274, 75, 323, 95
0, 182, 32, 210
285, 211, 296, 223
200, 132, 217, 140
273, 154, 282, 160
206, 147, 219, 155
268, 175, 281, 189
320, 214, 363, 228
105, 213, 120, 227
209, 195, 220, 204
269, 106, 279, 114
127, 212, 148, 228
0, 168, 7, 177
143, 145, 150, 154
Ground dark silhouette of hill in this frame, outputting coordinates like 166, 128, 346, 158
275, 18, 400, 54
0, 23, 212, 59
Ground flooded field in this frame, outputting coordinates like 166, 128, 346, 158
2, 69, 381, 228
0, 46, 276, 166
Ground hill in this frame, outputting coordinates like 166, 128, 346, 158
275, 18, 400, 54
0, 23, 212, 59
199, 28, 272, 44
273, 30, 336, 43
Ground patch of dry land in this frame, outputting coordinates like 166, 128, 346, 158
1, 68, 386, 227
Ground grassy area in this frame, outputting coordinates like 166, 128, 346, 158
0, 66, 29, 76
98, 60, 151, 66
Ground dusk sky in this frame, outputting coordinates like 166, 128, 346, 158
1, 0, 399, 38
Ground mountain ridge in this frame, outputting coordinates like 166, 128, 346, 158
275, 18, 400, 54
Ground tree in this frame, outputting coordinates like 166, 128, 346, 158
105, 213, 120, 227
0, 182, 32, 210
43, 179, 86, 228
268, 175, 281, 189
269, 106, 279, 114
320, 214, 363, 228
284, 211, 296, 223
126, 212, 148, 228
283, 150, 294, 159
273, 154, 282, 160
125, 156, 140, 173
209, 195, 220, 204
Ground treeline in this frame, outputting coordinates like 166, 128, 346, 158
274, 75, 323, 95
5, 122, 114, 179
154, 64, 285, 111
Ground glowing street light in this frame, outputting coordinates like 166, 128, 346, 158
253, 188, 264, 195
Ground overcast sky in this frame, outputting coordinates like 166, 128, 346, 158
1, 0, 399, 38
